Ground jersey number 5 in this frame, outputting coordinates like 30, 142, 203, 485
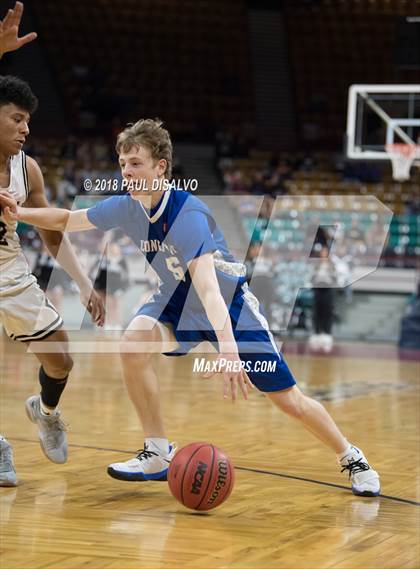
0, 221, 8, 246
166, 256, 185, 282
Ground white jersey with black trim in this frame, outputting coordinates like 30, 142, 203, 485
0, 151, 29, 264
0, 151, 33, 294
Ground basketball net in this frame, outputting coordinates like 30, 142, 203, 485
385, 143, 419, 181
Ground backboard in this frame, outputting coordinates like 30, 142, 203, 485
346, 84, 420, 172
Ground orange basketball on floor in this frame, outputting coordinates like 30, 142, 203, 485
168, 442, 235, 511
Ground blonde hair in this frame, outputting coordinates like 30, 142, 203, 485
116, 118, 173, 179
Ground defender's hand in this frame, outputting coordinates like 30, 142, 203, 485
79, 284, 105, 327
0, 2, 37, 57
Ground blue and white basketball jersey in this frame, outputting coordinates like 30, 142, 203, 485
87, 189, 297, 392
86, 190, 247, 310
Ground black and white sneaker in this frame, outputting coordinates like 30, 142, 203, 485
107, 443, 177, 481
340, 445, 380, 497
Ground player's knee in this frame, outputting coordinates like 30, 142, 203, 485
120, 348, 153, 365
43, 354, 73, 379
120, 328, 158, 363
64, 354, 74, 374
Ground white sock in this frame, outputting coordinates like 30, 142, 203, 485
145, 437, 169, 456
40, 400, 57, 416
337, 442, 354, 462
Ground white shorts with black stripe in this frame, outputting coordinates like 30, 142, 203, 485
0, 280, 63, 342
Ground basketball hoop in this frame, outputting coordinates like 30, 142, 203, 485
385, 143, 419, 181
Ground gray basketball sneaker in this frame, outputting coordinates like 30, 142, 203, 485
25, 395, 68, 464
0, 437, 18, 487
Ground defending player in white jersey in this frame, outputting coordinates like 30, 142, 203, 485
0, 2, 104, 487
0, 118, 381, 497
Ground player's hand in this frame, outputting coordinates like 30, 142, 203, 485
79, 282, 106, 327
202, 352, 254, 402
0, 2, 37, 57
0, 192, 20, 222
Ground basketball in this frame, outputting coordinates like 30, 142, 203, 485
168, 443, 235, 511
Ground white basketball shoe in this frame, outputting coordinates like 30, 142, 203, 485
107, 443, 177, 481
308, 334, 322, 350
339, 445, 380, 497
320, 333, 333, 353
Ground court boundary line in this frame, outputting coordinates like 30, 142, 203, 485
236, 466, 420, 506
10, 437, 420, 507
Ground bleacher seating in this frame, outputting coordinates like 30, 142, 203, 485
225, 149, 419, 268
31, 0, 254, 137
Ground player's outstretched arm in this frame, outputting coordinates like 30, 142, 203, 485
0, 191, 94, 232
22, 205, 92, 232
0, 1, 37, 58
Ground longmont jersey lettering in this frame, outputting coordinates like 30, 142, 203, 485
139, 240, 177, 254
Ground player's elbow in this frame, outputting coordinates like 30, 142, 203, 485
57, 210, 70, 231
66, 210, 93, 232
59, 211, 70, 231
62, 211, 82, 232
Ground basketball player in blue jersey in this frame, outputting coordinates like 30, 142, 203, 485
0, 119, 381, 497
0, 2, 104, 487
